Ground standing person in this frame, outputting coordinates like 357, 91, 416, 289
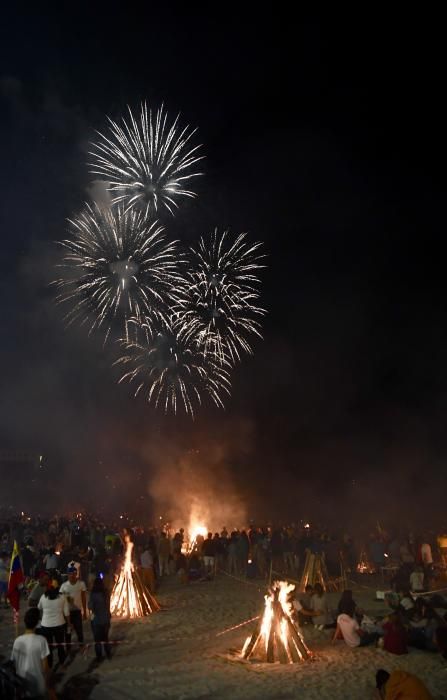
140, 545, 155, 593
38, 584, 70, 667
410, 566, 425, 593
213, 533, 225, 572
0, 551, 9, 607
88, 576, 112, 661
227, 532, 238, 575
157, 532, 171, 577
420, 540, 433, 568
28, 573, 50, 608
236, 531, 249, 577
270, 529, 284, 574
11, 607, 51, 698
420, 540, 434, 587
202, 533, 216, 574
43, 548, 59, 574
283, 529, 294, 574
60, 566, 87, 647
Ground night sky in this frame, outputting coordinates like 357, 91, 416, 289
1, 8, 445, 524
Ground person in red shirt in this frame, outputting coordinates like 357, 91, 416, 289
382, 614, 407, 655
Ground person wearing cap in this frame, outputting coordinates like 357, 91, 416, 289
375, 669, 432, 699
60, 566, 87, 647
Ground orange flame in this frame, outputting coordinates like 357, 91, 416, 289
241, 580, 311, 663
110, 536, 159, 618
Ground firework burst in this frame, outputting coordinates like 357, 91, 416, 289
174, 229, 266, 364
89, 103, 204, 218
54, 202, 182, 342
117, 318, 231, 418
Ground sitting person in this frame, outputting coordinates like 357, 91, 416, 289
375, 669, 432, 699
407, 602, 440, 651
337, 589, 362, 621
293, 595, 319, 622
299, 584, 313, 608
397, 588, 414, 619
333, 606, 378, 647
382, 613, 407, 655
409, 566, 424, 593
310, 583, 333, 630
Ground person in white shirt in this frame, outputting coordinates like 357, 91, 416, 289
334, 609, 378, 647
410, 566, 425, 593
38, 585, 70, 667
310, 583, 332, 630
60, 567, 87, 646
43, 548, 59, 572
11, 607, 50, 698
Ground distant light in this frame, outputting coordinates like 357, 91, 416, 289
248, 559, 252, 564
304, 523, 310, 529
384, 553, 389, 558
120, 515, 123, 519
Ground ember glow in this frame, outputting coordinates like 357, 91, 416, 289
110, 537, 160, 618
241, 581, 312, 663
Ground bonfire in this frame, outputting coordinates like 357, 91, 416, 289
241, 581, 312, 663
110, 536, 160, 618
357, 550, 375, 574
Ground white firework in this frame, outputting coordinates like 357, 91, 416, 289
89, 103, 204, 217
174, 229, 266, 364
117, 319, 231, 418
54, 202, 182, 342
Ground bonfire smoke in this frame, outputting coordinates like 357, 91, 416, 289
142, 438, 247, 533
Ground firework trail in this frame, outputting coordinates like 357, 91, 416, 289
174, 229, 266, 364
117, 318, 231, 418
89, 103, 204, 218
54, 202, 182, 342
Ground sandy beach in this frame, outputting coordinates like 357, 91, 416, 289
2, 574, 447, 699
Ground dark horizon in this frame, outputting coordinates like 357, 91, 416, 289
1, 8, 446, 527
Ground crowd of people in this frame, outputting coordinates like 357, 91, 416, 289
0, 512, 447, 698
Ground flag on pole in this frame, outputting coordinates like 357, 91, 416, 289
8, 540, 24, 612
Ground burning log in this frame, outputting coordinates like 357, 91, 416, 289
110, 537, 160, 618
241, 581, 312, 663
